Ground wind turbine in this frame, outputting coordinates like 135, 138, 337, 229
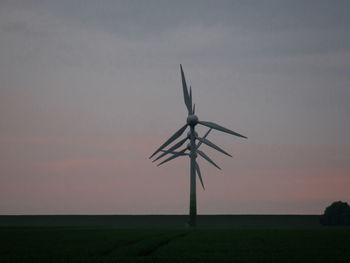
150, 65, 247, 227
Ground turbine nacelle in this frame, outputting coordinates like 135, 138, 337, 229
187, 114, 199, 126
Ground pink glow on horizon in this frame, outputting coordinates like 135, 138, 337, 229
1, 133, 349, 215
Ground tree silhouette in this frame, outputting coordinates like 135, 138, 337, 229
320, 201, 350, 226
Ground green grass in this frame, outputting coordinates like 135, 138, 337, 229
1, 226, 350, 262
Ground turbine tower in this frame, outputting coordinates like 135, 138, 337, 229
150, 65, 247, 227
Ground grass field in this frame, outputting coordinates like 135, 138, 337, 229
1, 215, 349, 262
0, 215, 320, 227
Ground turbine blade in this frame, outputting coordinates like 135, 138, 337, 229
157, 149, 187, 166
199, 121, 247, 139
197, 149, 221, 170
153, 137, 188, 162
202, 128, 212, 139
196, 128, 212, 149
189, 86, 193, 114
160, 149, 190, 156
195, 161, 205, 190
150, 124, 188, 158
196, 137, 232, 157
180, 64, 192, 114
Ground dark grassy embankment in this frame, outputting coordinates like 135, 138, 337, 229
0, 214, 320, 227
1, 226, 350, 262
3, 215, 349, 262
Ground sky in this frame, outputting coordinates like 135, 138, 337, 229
1, 0, 350, 215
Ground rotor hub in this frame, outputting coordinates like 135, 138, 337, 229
187, 131, 198, 138
188, 153, 197, 159
186, 144, 197, 158
187, 114, 199, 126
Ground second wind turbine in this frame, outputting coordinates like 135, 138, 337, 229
150, 65, 247, 227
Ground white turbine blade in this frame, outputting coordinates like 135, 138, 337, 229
197, 149, 221, 170
150, 124, 188, 158
196, 137, 232, 157
157, 149, 187, 166
153, 137, 188, 162
199, 121, 247, 139
196, 128, 212, 149
195, 161, 205, 190
180, 64, 192, 114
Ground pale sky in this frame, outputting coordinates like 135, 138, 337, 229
1, 0, 350, 214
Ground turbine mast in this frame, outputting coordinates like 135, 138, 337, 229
189, 125, 197, 227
